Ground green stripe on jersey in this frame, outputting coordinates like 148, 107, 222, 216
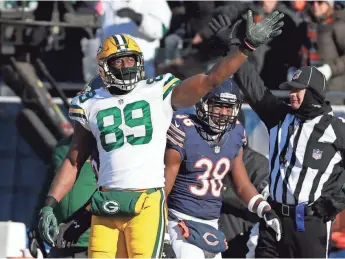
69, 112, 86, 120
70, 104, 83, 110
163, 75, 176, 88
163, 79, 181, 100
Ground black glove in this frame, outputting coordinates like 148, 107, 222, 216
117, 8, 143, 26
28, 229, 48, 258
312, 193, 345, 222
245, 10, 284, 49
263, 210, 282, 241
208, 14, 242, 49
55, 207, 92, 248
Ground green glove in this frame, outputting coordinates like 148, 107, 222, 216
38, 206, 59, 247
245, 10, 284, 50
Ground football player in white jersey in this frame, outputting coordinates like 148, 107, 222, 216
37, 11, 284, 258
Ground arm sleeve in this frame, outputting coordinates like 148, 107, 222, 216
51, 136, 72, 172
234, 60, 290, 129
166, 116, 186, 160
162, 73, 182, 112
69, 96, 90, 131
138, 0, 172, 40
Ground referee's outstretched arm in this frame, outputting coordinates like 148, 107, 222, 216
234, 61, 290, 129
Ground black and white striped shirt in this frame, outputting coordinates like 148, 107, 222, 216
268, 112, 345, 205
235, 62, 345, 205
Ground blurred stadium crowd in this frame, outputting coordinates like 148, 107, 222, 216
2, 0, 345, 257
1, 1, 345, 99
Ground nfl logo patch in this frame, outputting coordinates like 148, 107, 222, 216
312, 149, 323, 160
214, 146, 220, 154
293, 70, 302, 80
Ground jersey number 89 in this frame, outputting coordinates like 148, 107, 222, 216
97, 100, 153, 152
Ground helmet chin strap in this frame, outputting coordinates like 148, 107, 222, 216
208, 117, 226, 134
196, 118, 224, 142
107, 67, 140, 92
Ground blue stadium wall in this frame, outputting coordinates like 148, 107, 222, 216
0, 101, 47, 227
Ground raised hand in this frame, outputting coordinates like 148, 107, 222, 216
245, 10, 284, 49
208, 14, 242, 48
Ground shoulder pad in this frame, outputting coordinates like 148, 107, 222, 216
174, 114, 195, 127
145, 73, 181, 100
88, 75, 105, 91
75, 89, 98, 106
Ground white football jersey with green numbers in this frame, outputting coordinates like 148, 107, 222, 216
69, 73, 181, 190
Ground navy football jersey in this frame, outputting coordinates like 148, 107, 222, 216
167, 114, 246, 220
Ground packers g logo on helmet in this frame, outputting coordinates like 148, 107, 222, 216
97, 34, 145, 92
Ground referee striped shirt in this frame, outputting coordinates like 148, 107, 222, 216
235, 61, 345, 205
268, 112, 344, 205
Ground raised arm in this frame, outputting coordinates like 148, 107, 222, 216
171, 50, 247, 110
208, 11, 289, 129
235, 61, 290, 129
170, 10, 285, 110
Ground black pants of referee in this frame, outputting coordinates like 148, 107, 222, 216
254, 206, 332, 258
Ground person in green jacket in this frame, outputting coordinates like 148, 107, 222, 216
46, 134, 97, 258
27, 77, 102, 258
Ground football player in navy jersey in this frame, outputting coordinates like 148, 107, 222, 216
164, 78, 282, 259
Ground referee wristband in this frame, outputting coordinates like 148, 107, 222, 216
257, 201, 271, 218
44, 196, 58, 209
248, 194, 263, 213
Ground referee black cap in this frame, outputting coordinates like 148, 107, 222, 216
279, 66, 326, 95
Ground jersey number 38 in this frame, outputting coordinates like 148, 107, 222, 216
189, 158, 231, 197
97, 100, 153, 152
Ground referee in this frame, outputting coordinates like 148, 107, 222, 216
210, 13, 345, 258
208, 13, 345, 257
233, 60, 345, 257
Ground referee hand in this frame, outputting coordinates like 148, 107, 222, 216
208, 15, 241, 48
263, 210, 282, 241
